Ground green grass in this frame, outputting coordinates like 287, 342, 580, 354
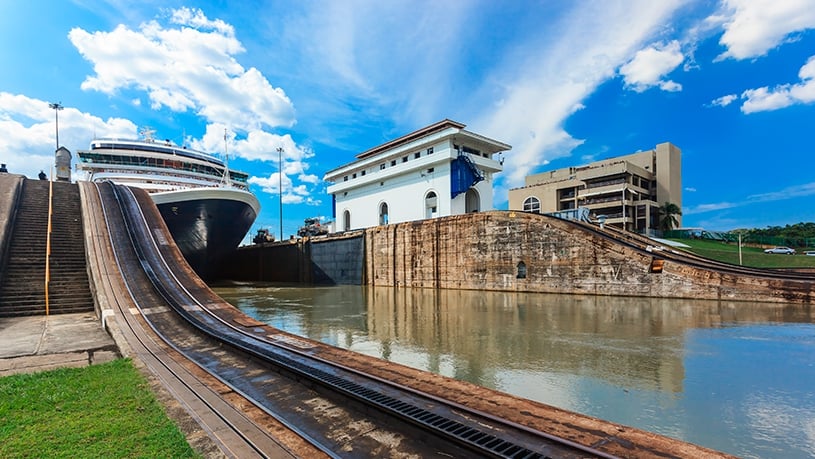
0, 359, 198, 459
667, 238, 815, 269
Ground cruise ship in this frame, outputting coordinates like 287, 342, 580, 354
76, 129, 260, 280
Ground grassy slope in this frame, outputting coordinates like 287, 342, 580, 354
666, 239, 815, 269
0, 359, 198, 458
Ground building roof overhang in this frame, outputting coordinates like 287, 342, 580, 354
355, 119, 466, 160
323, 119, 511, 181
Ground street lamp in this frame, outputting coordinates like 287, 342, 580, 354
49, 102, 63, 151
277, 146, 284, 241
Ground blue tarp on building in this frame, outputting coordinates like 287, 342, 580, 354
450, 155, 484, 199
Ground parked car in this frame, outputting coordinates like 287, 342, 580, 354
764, 246, 796, 255
805, 250, 815, 256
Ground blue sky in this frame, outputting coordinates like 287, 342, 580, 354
1, 1, 814, 236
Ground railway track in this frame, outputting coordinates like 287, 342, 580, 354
88, 181, 308, 458
91, 182, 628, 457
565, 217, 815, 282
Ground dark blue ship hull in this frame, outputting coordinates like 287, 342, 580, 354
155, 190, 258, 280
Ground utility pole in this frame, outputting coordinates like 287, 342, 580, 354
49, 102, 63, 150
277, 147, 284, 241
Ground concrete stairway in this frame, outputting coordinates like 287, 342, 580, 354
0, 179, 94, 317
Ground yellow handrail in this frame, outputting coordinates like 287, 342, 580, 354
45, 169, 53, 315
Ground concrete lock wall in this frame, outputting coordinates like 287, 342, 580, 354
220, 233, 365, 285
310, 236, 365, 284
363, 211, 813, 303
221, 211, 813, 303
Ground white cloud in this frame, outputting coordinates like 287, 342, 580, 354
711, 94, 738, 107
473, 1, 686, 190
714, 0, 815, 61
248, 173, 321, 205
619, 40, 685, 93
0, 92, 136, 180
684, 181, 815, 215
68, 7, 295, 131
298, 173, 320, 184
62, 8, 327, 205
740, 55, 815, 113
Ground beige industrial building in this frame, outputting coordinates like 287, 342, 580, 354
508, 142, 681, 233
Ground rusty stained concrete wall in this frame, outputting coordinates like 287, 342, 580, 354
364, 211, 815, 303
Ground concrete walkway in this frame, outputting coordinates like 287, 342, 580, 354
0, 312, 120, 377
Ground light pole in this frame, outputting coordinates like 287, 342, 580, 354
49, 102, 63, 150
277, 147, 284, 241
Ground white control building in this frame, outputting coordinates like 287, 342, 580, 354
324, 119, 511, 231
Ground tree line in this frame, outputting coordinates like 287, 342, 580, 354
741, 222, 815, 239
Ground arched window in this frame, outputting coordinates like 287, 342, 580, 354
379, 202, 389, 225
425, 191, 438, 219
523, 196, 541, 213
343, 210, 351, 231
516, 261, 527, 279
465, 189, 480, 213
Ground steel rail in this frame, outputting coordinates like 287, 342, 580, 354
112, 183, 618, 458
93, 182, 302, 459
562, 216, 815, 282
106, 183, 340, 459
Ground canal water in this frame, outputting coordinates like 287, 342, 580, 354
212, 283, 815, 459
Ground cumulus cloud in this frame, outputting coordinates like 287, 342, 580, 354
711, 94, 738, 107
68, 7, 295, 131
619, 40, 685, 92
62, 7, 325, 206
0, 92, 136, 179
714, 0, 815, 61
711, 55, 815, 113
740, 55, 815, 113
248, 173, 321, 205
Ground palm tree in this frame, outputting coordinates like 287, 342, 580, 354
658, 202, 682, 232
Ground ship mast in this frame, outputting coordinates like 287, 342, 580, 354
139, 126, 156, 142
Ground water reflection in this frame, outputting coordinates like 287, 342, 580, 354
213, 283, 815, 459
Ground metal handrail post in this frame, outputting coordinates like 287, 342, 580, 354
45, 169, 53, 315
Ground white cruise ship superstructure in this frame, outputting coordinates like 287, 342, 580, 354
76, 131, 260, 279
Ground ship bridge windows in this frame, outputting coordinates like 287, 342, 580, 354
79, 152, 247, 183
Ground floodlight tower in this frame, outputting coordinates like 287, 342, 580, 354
277, 147, 284, 240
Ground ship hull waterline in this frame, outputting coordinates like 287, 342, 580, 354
152, 187, 259, 280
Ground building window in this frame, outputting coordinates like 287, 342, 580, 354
352, 173, 357, 178
343, 210, 351, 231
523, 196, 541, 213
361, 170, 366, 176
414, 152, 421, 159
379, 202, 389, 225
427, 147, 434, 155
465, 189, 480, 213
517, 261, 527, 279
462, 145, 480, 156
391, 160, 396, 166
402, 156, 408, 163
426, 168, 434, 174
425, 191, 438, 219
380, 163, 386, 170
343, 176, 348, 182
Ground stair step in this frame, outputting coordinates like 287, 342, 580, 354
0, 179, 95, 318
